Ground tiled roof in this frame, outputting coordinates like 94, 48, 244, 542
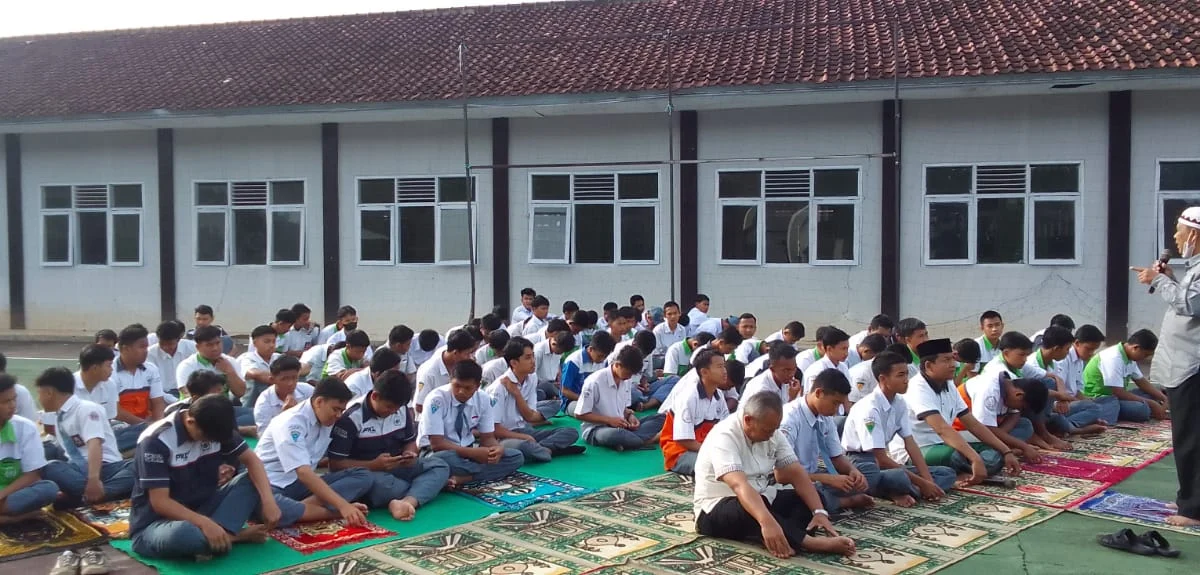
1, 0, 1196, 121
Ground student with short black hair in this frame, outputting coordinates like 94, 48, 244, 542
560, 331, 617, 413
513, 295, 551, 337
413, 331, 477, 413
130, 394, 281, 558
846, 334, 892, 405
653, 301, 687, 366
560, 300, 579, 323
764, 321, 806, 351
1049, 325, 1109, 433
1027, 326, 1104, 435
732, 314, 766, 364
975, 311, 1004, 365
597, 302, 619, 332
239, 325, 282, 410
176, 326, 247, 402
111, 324, 166, 450
318, 305, 360, 346
289, 303, 320, 350
252, 357, 312, 436
659, 349, 731, 475
532, 320, 571, 402
323, 330, 372, 380
686, 294, 711, 335
1032, 314, 1076, 349
344, 348, 403, 400
848, 314, 895, 351
94, 329, 119, 350
781, 369, 873, 513
189, 305, 235, 355
410, 329, 446, 368
270, 309, 301, 357
896, 318, 929, 364
475, 329, 510, 366
486, 338, 583, 462
742, 344, 800, 406
952, 339, 982, 386
795, 326, 834, 374
801, 327, 852, 399
574, 346, 666, 451
1082, 329, 1166, 422
963, 332, 1064, 455
511, 288, 538, 325
0, 374, 58, 522
149, 320, 197, 399
166, 370, 257, 437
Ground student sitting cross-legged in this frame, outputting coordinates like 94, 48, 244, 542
345, 348, 405, 400
957, 371, 1051, 465
253, 357, 313, 437
561, 331, 617, 413
417, 360, 524, 487
660, 350, 731, 476
841, 351, 956, 507
254, 377, 372, 527
176, 325, 248, 407
129, 394, 282, 559
573, 346, 666, 451
38, 367, 136, 508
110, 324, 167, 452
780, 369, 874, 513
167, 371, 258, 438
238, 325, 282, 411
323, 330, 372, 381
327, 371, 450, 521
413, 331, 478, 415
0, 374, 59, 523
486, 338, 584, 463
1081, 330, 1167, 423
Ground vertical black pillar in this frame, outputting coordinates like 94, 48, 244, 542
491, 118, 511, 312
881, 100, 901, 319
321, 123, 340, 325
4, 134, 24, 329
679, 111, 699, 305
157, 129, 177, 321
1106, 91, 1132, 341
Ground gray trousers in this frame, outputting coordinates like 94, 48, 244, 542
500, 426, 581, 463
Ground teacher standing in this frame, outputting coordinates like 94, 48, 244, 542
1133, 206, 1200, 527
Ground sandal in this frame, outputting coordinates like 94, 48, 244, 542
1137, 530, 1181, 558
1097, 528, 1156, 556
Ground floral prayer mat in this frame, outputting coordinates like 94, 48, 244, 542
71, 499, 132, 539
1021, 456, 1136, 484
455, 471, 593, 511
268, 518, 394, 554
1073, 490, 1200, 537
0, 510, 107, 561
958, 469, 1107, 509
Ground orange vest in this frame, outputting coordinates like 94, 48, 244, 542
952, 383, 971, 432
119, 388, 152, 419
661, 410, 717, 471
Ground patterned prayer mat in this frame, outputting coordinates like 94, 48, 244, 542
71, 499, 132, 539
1022, 456, 1136, 483
0, 510, 107, 561
1073, 490, 1200, 537
456, 471, 593, 511
268, 519, 395, 554
958, 470, 1107, 509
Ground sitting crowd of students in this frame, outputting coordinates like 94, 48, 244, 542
0, 294, 1170, 567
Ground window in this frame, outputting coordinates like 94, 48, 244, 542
194, 181, 305, 265
716, 168, 860, 265
528, 172, 659, 264
355, 176, 476, 265
40, 184, 143, 266
923, 163, 1081, 265
1157, 160, 1200, 259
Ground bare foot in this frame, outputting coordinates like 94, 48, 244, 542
0, 510, 45, 524
445, 476, 470, 491
1071, 424, 1107, 435
1165, 514, 1200, 527
1167, 502, 1179, 511
234, 524, 269, 544
891, 494, 916, 508
352, 502, 369, 514
839, 494, 875, 510
389, 498, 417, 521
802, 535, 857, 556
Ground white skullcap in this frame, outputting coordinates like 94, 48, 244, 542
1179, 207, 1200, 230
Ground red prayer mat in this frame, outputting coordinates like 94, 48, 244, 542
267, 519, 394, 554
1022, 456, 1136, 484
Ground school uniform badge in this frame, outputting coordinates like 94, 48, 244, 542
864, 418, 876, 433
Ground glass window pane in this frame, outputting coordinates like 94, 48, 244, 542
270, 210, 303, 262
718, 171, 761, 198
977, 198, 1025, 263
398, 206, 435, 263
359, 210, 392, 262
721, 205, 758, 260
111, 213, 140, 263
439, 209, 472, 262
816, 204, 855, 260
813, 169, 858, 197
233, 209, 267, 265
43, 214, 70, 262
43, 186, 72, 209
532, 175, 570, 201
618, 173, 659, 200
270, 181, 305, 205
1030, 164, 1079, 194
359, 179, 395, 204
112, 185, 142, 208
196, 212, 226, 262
531, 206, 569, 261
78, 212, 108, 265
1160, 161, 1200, 191
928, 202, 970, 260
1161, 198, 1197, 257
926, 166, 973, 195
438, 177, 474, 203
1033, 200, 1076, 260
574, 204, 615, 263
196, 183, 228, 206
620, 206, 656, 261
764, 201, 809, 263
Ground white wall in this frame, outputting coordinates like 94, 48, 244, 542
21, 131, 159, 332
339, 120, 494, 339
697, 103, 884, 333
1129, 90, 1200, 335
0, 139, 8, 329
899, 94, 1109, 338
508, 114, 677, 314
174, 126, 323, 335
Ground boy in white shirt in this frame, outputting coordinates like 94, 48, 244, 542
486, 339, 583, 463
573, 347, 666, 451
1027, 326, 1105, 435
171, 371, 258, 436
474, 330, 509, 367
239, 325, 282, 410
763, 321, 806, 351
148, 320, 196, 399
974, 311, 1004, 365
409, 330, 446, 369
847, 314, 895, 351
511, 288, 536, 325
663, 332, 714, 378
845, 335, 891, 405
288, 302, 321, 351
176, 326, 246, 402
413, 331, 477, 414
1049, 325, 1108, 434
300, 343, 337, 384
253, 357, 313, 436
110, 324, 166, 440
958, 370, 1050, 462
685, 294, 710, 336
653, 301, 687, 363
730, 314, 760, 364
0, 375, 58, 521
973, 332, 1068, 452
345, 349, 404, 400
317, 305, 358, 346
418, 361, 524, 486
801, 327, 852, 397
323, 330, 372, 380
514, 295, 550, 337
532, 320, 571, 403
269, 309, 300, 357
378, 325, 419, 385
1081, 330, 1166, 423
742, 344, 801, 407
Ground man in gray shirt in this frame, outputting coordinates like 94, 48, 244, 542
1133, 205, 1200, 527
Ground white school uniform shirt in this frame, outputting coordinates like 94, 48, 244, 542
278, 330, 310, 354
1024, 349, 1058, 379
520, 316, 547, 337
846, 346, 863, 368
764, 330, 802, 351
474, 346, 499, 366
652, 322, 687, 355
326, 329, 375, 360
414, 355, 452, 408
322, 348, 363, 378
109, 356, 164, 406
663, 340, 695, 377
300, 344, 332, 383
892, 374, 969, 461
847, 358, 878, 403
56, 395, 123, 466
1085, 344, 1145, 397
745, 354, 771, 381
733, 339, 763, 365
658, 370, 701, 414
238, 350, 281, 382
374, 344, 419, 378
253, 382, 315, 436
294, 325, 321, 347
409, 341, 444, 368
667, 380, 729, 443
485, 369, 540, 430
72, 372, 118, 420
316, 324, 339, 345
511, 305, 533, 326
175, 353, 243, 395
741, 370, 790, 409
796, 348, 821, 374
801, 356, 851, 396
14, 384, 37, 423
417, 386, 495, 448
961, 369, 1018, 430
480, 358, 508, 386
255, 400, 331, 488
345, 369, 374, 399
148, 339, 198, 394
573, 367, 632, 436
0, 415, 47, 478
780, 396, 844, 473
848, 329, 869, 350
693, 415, 799, 517
686, 308, 709, 335
533, 340, 563, 384
1051, 346, 1087, 396
605, 341, 653, 383
842, 386, 913, 453
981, 355, 1047, 381
974, 335, 1000, 365
694, 318, 722, 337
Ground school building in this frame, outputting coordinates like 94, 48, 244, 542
0, 1, 1197, 341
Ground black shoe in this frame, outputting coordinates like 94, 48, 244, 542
551, 445, 587, 456
1137, 530, 1181, 558
1097, 528, 1157, 556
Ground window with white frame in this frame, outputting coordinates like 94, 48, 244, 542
194, 180, 305, 265
717, 168, 860, 265
1157, 160, 1200, 259
923, 163, 1081, 265
528, 172, 659, 264
356, 176, 476, 265
40, 184, 143, 266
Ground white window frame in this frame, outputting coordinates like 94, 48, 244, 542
921, 162, 1084, 266
526, 171, 662, 266
353, 175, 478, 266
1155, 158, 1200, 264
191, 179, 307, 267
38, 183, 144, 267
715, 167, 862, 266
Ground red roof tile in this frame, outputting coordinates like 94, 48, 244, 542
0, 0, 1196, 121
